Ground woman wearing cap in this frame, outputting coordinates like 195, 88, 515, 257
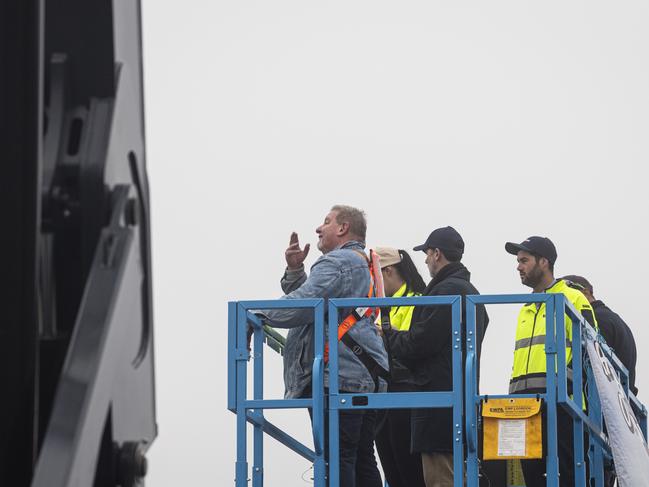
375, 247, 426, 331
373, 247, 426, 487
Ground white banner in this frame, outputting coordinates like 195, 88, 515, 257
586, 336, 649, 486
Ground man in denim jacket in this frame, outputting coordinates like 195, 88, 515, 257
262, 205, 388, 487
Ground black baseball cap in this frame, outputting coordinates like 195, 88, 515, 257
413, 226, 465, 254
505, 236, 557, 265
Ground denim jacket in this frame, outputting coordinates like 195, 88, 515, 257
263, 241, 388, 399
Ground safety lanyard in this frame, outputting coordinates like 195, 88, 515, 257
323, 252, 377, 363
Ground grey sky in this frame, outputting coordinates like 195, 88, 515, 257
142, 2, 649, 485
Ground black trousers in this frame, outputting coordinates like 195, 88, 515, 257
303, 389, 383, 487
375, 407, 426, 487
521, 405, 588, 487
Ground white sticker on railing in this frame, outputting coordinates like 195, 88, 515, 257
586, 339, 649, 486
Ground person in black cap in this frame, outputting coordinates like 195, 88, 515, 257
505, 236, 597, 487
561, 274, 637, 487
560, 274, 637, 395
384, 226, 489, 487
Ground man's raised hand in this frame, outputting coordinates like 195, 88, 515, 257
285, 232, 310, 270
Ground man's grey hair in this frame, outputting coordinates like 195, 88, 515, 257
331, 205, 367, 241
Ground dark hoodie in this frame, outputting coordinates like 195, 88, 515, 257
592, 300, 638, 395
385, 261, 488, 453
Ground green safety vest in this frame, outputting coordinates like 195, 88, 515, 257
389, 283, 419, 331
509, 279, 597, 394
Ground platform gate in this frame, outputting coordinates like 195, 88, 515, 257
228, 294, 647, 486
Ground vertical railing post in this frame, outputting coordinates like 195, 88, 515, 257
228, 302, 237, 411
545, 296, 559, 486
236, 304, 250, 487
464, 297, 479, 487
571, 313, 586, 486
252, 315, 265, 487
313, 300, 327, 487
450, 297, 464, 487
328, 301, 340, 487
586, 360, 605, 487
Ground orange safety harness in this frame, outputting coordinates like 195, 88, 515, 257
323, 250, 389, 389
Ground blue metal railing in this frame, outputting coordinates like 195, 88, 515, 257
228, 299, 326, 486
464, 293, 648, 487
229, 294, 647, 487
465, 294, 560, 485
229, 296, 464, 487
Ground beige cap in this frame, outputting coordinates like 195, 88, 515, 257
374, 247, 401, 268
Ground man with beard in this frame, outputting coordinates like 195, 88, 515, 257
384, 226, 489, 487
505, 236, 597, 487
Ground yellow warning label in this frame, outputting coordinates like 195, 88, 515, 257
482, 398, 542, 460
482, 398, 541, 419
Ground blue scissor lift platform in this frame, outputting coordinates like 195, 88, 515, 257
228, 294, 647, 487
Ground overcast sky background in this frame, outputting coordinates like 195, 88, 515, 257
141, 2, 648, 485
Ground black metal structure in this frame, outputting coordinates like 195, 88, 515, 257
1, 0, 157, 485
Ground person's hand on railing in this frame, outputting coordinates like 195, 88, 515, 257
246, 312, 265, 351
285, 232, 310, 270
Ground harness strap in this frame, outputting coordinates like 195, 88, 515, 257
324, 251, 374, 362
323, 249, 389, 390
340, 333, 390, 392
324, 306, 374, 362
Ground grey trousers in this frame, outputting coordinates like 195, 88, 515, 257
421, 453, 454, 487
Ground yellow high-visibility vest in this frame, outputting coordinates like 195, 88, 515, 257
510, 279, 597, 394
389, 283, 419, 331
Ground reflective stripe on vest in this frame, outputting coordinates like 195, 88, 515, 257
509, 369, 574, 394
509, 376, 547, 393
514, 335, 572, 350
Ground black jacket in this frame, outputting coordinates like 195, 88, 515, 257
385, 262, 488, 453
592, 300, 638, 395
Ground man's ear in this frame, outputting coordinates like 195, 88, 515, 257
539, 257, 549, 271
337, 221, 349, 237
